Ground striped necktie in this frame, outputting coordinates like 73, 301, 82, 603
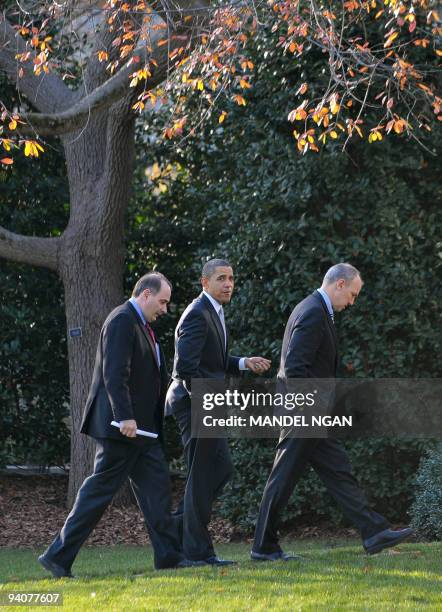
218, 307, 227, 349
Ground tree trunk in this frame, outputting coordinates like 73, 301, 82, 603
59, 103, 136, 507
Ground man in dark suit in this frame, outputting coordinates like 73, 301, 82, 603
39, 272, 200, 578
166, 259, 271, 565
251, 263, 413, 560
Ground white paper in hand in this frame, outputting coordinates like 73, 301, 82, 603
111, 421, 158, 438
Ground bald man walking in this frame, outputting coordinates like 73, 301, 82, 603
251, 263, 413, 560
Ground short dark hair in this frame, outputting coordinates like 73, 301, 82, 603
132, 272, 172, 297
201, 258, 231, 279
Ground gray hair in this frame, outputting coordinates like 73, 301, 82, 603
132, 272, 172, 297
322, 263, 361, 286
202, 258, 231, 279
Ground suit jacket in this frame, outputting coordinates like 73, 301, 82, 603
165, 293, 240, 416
80, 301, 168, 443
279, 290, 339, 381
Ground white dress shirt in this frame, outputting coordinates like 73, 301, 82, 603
317, 287, 334, 322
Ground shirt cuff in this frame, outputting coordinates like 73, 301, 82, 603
239, 357, 248, 371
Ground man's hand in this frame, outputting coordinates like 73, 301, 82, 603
120, 419, 137, 438
245, 356, 271, 375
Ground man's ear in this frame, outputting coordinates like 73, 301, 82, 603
201, 276, 208, 290
336, 279, 346, 290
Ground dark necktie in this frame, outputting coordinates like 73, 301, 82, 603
145, 322, 156, 344
145, 321, 161, 376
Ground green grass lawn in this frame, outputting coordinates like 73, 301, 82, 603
1, 540, 441, 611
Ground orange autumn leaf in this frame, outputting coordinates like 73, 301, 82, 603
234, 94, 246, 106
344, 1, 359, 12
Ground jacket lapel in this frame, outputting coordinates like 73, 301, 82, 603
200, 293, 227, 363
225, 325, 230, 358
141, 324, 161, 372
127, 301, 160, 371
314, 291, 339, 352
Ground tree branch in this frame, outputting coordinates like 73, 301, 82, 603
14, 18, 205, 137
149, 0, 211, 30
2, 0, 211, 137
0, 13, 74, 113
16, 61, 139, 136
0, 226, 59, 271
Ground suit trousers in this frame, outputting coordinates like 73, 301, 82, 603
174, 406, 234, 560
43, 438, 183, 570
253, 436, 390, 554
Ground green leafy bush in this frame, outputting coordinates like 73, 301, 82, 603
410, 443, 442, 540
0, 76, 70, 468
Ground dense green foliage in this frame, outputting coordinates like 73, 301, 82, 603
410, 443, 442, 540
0, 86, 70, 467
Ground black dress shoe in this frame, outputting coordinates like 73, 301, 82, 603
363, 527, 413, 555
174, 559, 206, 568
38, 554, 74, 578
251, 550, 302, 562
203, 556, 237, 566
